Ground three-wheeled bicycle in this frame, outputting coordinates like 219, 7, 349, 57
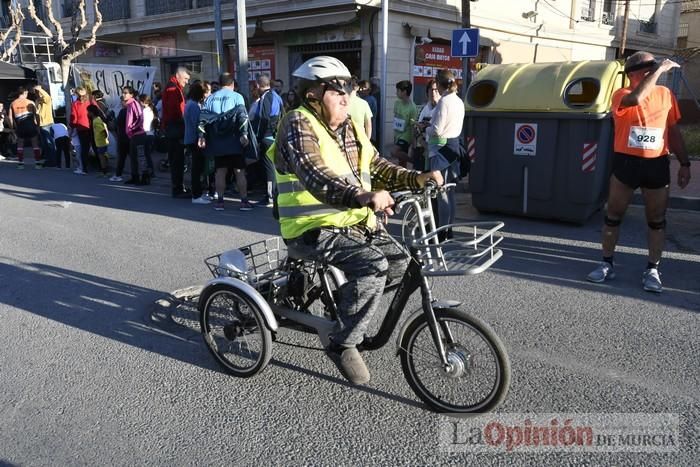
199, 183, 510, 413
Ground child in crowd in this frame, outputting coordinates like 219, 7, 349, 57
139, 94, 157, 175
391, 80, 418, 168
87, 104, 110, 176
50, 122, 71, 169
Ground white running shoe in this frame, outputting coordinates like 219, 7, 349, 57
192, 196, 212, 205
109, 175, 123, 182
74, 169, 87, 175
642, 268, 662, 293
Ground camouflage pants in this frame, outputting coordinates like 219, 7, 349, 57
286, 227, 409, 346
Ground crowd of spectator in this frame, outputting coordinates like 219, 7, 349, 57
1, 65, 461, 219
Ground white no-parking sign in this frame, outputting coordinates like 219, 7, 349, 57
514, 123, 538, 156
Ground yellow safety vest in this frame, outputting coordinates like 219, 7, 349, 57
267, 106, 376, 239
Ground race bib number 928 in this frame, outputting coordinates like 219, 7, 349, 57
628, 126, 663, 150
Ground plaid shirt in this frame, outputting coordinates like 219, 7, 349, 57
275, 103, 420, 209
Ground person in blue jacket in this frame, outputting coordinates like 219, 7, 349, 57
200, 73, 252, 211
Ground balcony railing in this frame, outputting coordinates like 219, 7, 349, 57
196, 0, 234, 6
144, 0, 233, 15
101, 0, 130, 21
145, 0, 192, 15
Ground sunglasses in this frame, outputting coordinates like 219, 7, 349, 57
320, 78, 353, 96
624, 59, 657, 74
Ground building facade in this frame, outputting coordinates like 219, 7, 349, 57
677, 1, 700, 121
4, 1, 685, 141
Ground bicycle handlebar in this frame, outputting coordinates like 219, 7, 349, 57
392, 182, 456, 212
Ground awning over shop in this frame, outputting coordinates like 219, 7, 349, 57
187, 23, 256, 42
261, 9, 358, 32
0, 61, 36, 80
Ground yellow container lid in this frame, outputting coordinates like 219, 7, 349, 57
465, 60, 627, 113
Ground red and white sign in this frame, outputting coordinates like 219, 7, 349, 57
413, 43, 464, 86
582, 143, 597, 172
466, 136, 476, 163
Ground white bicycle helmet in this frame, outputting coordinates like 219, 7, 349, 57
217, 249, 249, 278
293, 56, 351, 81
292, 56, 353, 96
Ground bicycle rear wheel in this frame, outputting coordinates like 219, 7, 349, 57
399, 308, 510, 413
199, 284, 272, 377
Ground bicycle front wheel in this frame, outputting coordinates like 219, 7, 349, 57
399, 308, 510, 413
199, 284, 272, 377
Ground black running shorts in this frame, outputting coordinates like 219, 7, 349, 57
15, 116, 38, 139
612, 153, 670, 190
214, 154, 246, 170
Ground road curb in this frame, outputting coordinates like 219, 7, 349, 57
457, 181, 700, 212
631, 193, 700, 212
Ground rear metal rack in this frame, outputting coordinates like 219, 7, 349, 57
205, 237, 288, 288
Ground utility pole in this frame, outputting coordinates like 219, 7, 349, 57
214, 0, 224, 75
381, 0, 388, 148
619, 0, 631, 58
235, 0, 250, 102
461, 0, 472, 97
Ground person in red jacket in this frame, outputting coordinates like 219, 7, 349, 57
161, 66, 190, 197
70, 87, 92, 174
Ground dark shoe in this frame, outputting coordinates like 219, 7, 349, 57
325, 344, 370, 385
141, 173, 151, 185
124, 177, 140, 185
239, 200, 254, 211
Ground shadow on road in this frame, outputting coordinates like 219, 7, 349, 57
448, 202, 700, 314
0, 161, 280, 237
0, 258, 426, 411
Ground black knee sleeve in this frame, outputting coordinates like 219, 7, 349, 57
604, 216, 621, 227
648, 219, 666, 230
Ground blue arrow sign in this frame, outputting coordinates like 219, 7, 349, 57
451, 28, 480, 58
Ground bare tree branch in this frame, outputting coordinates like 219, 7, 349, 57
0, 5, 19, 44
70, 0, 88, 45
27, 0, 54, 40
65, 0, 101, 61
45, 0, 68, 50
0, 5, 24, 62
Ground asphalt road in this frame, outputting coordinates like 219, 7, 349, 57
1, 161, 698, 466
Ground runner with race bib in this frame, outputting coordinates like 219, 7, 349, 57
586, 52, 692, 293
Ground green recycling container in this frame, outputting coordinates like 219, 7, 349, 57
464, 60, 626, 224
